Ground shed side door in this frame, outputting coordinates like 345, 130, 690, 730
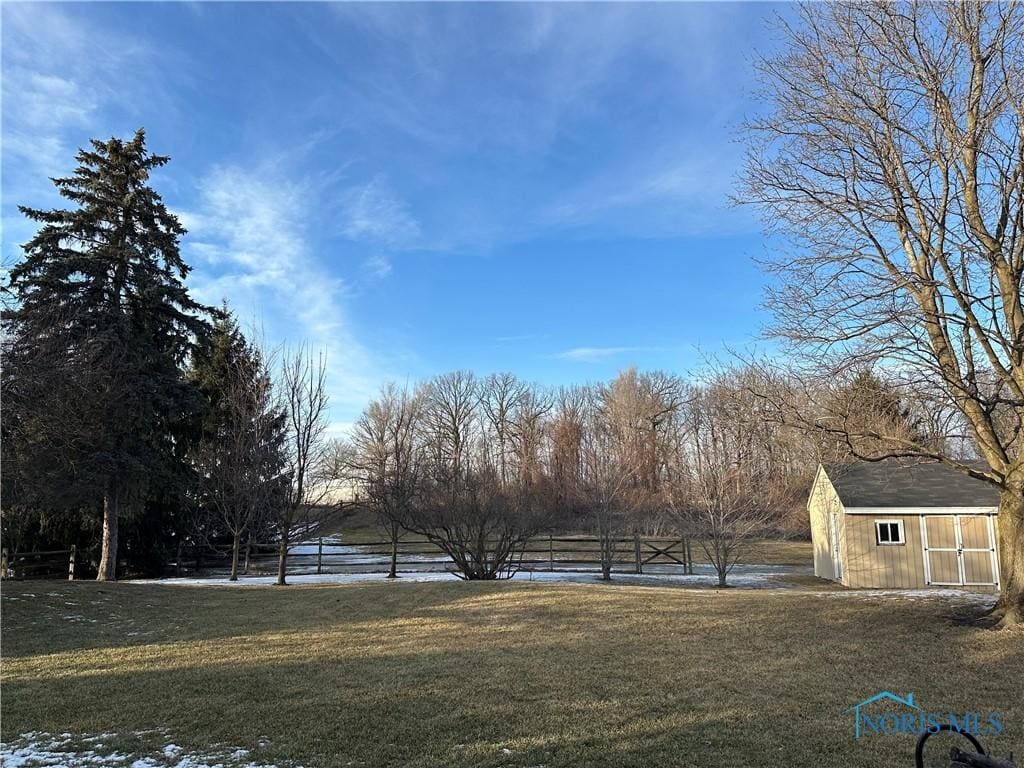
829, 511, 843, 580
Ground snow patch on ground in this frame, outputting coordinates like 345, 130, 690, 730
130, 567, 780, 589
129, 564, 997, 606
820, 587, 997, 604
0, 732, 298, 768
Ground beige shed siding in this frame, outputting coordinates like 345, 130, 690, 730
807, 467, 844, 582
841, 512, 1000, 590
808, 464, 1001, 591
843, 515, 925, 588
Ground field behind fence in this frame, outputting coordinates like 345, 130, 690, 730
2, 535, 697, 580
269, 535, 694, 576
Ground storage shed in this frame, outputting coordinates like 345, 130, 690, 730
808, 461, 1001, 590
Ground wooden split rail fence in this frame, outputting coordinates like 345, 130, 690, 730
2, 546, 78, 580
2, 535, 697, 580
171, 534, 697, 577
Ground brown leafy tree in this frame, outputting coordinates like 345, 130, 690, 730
549, 386, 589, 525
579, 376, 654, 580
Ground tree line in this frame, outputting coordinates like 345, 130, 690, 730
341, 366, 936, 585
2, 131, 332, 583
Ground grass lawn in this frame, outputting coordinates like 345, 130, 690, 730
2, 579, 1020, 768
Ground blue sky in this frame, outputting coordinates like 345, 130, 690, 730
2, 2, 785, 431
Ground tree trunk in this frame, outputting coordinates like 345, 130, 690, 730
598, 515, 614, 581
230, 530, 241, 582
600, 539, 613, 581
387, 524, 399, 579
97, 488, 119, 581
276, 529, 289, 586
994, 480, 1024, 627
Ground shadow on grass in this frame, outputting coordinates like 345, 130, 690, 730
3, 581, 1020, 768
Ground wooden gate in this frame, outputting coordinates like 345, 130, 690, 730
632, 535, 694, 575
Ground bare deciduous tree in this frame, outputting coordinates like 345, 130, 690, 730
424, 371, 477, 483
666, 380, 779, 587
275, 347, 331, 586
479, 372, 529, 487
350, 383, 424, 578
739, 2, 1024, 625
579, 377, 652, 581
510, 387, 553, 486
579, 424, 641, 580
394, 372, 551, 579
401, 470, 546, 580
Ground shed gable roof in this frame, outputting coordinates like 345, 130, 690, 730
822, 461, 1000, 509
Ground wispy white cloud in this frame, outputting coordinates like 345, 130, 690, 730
181, 166, 383, 426
8, 71, 96, 132
362, 253, 393, 280
341, 174, 421, 247
1, 11, 100, 260
554, 346, 648, 363
307, 2, 757, 248
546, 141, 753, 237
2, 1, 772, 425
495, 333, 548, 344
1, 4, 186, 256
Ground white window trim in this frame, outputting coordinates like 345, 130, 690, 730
875, 519, 905, 546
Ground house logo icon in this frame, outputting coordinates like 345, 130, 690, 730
847, 691, 920, 739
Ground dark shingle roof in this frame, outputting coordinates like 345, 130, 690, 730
822, 461, 1000, 508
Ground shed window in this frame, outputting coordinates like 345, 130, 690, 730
875, 520, 905, 545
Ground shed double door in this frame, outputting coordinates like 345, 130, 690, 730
922, 515, 998, 587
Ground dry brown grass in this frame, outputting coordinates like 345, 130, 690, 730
2, 579, 1020, 768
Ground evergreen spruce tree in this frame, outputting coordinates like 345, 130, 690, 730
6, 129, 212, 580
189, 308, 288, 580
827, 370, 936, 458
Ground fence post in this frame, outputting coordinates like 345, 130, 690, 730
68, 545, 77, 581
317, 537, 323, 575
548, 534, 554, 571
686, 538, 694, 575
1, 548, 8, 579
634, 531, 642, 574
